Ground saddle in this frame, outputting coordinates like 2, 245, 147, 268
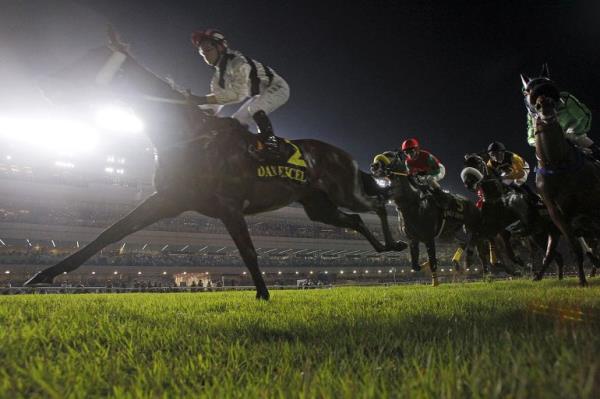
250, 137, 309, 184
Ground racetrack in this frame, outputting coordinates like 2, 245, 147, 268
1, 279, 599, 398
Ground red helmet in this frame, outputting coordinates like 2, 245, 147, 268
191, 29, 227, 47
401, 138, 420, 151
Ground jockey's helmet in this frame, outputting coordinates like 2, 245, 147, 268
487, 141, 505, 153
401, 138, 420, 151
401, 138, 420, 159
191, 29, 227, 48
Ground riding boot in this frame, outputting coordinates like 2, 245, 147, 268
252, 110, 280, 159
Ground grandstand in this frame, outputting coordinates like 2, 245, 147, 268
0, 133, 471, 288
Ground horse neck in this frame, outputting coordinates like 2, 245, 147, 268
121, 62, 195, 150
535, 119, 571, 168
391, 175, 421, 212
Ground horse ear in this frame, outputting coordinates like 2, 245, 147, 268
520, 74, 530, 89
540, 63, 550, 78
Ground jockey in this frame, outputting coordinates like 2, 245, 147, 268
486, 141, 539, 204
401, 138, 446, 189
523, 68, 600, 159
189, 29, 290, 157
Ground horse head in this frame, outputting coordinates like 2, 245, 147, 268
521, 64, 560, 124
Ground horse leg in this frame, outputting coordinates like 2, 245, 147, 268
579, 237, 600, 278
546, 204, 587, 286
499, 231, 525, 268
425, 239, 438, 286
534, 232, 559, 281
375, 207, 408, 252
300, 192, 391, 253
408, 240, 421, 272
220, 209, 269, 300
24, 193, 184, 286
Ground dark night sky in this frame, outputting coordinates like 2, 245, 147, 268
2, 0, 599, 193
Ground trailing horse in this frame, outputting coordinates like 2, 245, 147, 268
371, 156, 481, 285
523, 66, 600, 286
24, 32, 407, 299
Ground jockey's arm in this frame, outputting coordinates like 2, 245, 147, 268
211, 58, 252, 105
425, 153, 442, 177
562, 93, 592, 137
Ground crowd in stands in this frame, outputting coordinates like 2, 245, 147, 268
0, 201, 370, 240
0, 247, 410, 268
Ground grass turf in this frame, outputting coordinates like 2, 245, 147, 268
0, 279, 599, 398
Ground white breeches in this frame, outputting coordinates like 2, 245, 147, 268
231, 77, 290, 127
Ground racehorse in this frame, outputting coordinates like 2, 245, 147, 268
24, 30, 407, 299
460, 164, 565, 278
523, 65, 600, 286
371, 155, 481, 285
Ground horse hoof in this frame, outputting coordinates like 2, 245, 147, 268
393, 240, 408, 252
23, 271, 56, 287
255, 290, 270, 301
431, 278, 439, 287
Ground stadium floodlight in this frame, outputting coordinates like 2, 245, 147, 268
340, 270, 344, 274
309, 271, 314, 274
0, 239, 5, 246
94, 104, 144, 134
137, 271, 142, 275
411, 269, 415, 272
353, 270, 357, 274
324, 271, 328, 274
5, 155, 11, 160
0, 116, 98, 154
63, 271, 67, 274
278, 271, 282, 275
389, 269, 393, 273
449, 268, 453, 272
474, 268, 478, 271
183, 271, 187, 275
162, 271, 167, 275
4, 270, 10, 274
466, 268, 470, 271
91, 271, 96, 275
378, 270, 382, 273
105, 167, 114, 174
441, 268, 445, 272
51, 240, 56, 248
243, 271, 247, 275
114, 271, 118, 275
262, 271, 265, 275
365, 270, 369, 274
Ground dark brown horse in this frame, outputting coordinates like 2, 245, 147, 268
24, 34, 407, 299
522, 67, 600, 286
371, 156, 481, 285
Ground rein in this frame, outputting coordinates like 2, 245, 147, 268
535, 148, 584, 176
